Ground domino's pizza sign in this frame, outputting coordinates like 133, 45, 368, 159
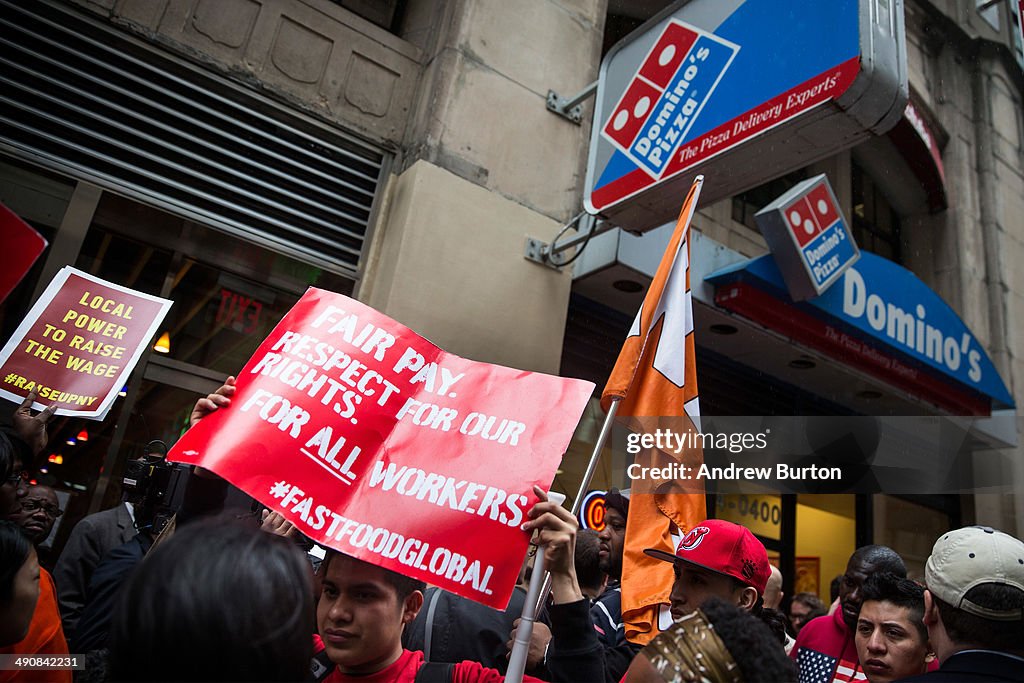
602, 21, 739, 180
754, 175, 859, 301
585, 0, 906, 233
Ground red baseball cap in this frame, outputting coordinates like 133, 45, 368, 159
644, 519, 771, 595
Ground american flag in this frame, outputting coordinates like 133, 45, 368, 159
834, 661, 867, 683
797, 649, 867, 683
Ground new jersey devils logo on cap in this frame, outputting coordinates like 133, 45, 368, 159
677, 526, 710, 553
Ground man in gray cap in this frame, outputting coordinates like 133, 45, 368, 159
898, 525, 1024, 681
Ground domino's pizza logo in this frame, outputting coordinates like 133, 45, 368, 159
784, 181, 841, 248
784, 179, 857, 288
602, 20, 739, 179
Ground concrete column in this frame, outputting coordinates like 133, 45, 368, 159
361, 0, 608, 372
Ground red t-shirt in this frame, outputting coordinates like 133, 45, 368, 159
0, 569, 71, 683
319, 646, 546, 683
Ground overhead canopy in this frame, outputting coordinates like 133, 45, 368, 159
706, 252, 1014, 415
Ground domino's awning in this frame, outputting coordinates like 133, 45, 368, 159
706, 252, 1014, 416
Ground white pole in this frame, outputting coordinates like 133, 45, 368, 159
506, 491, 565, 683
531, 399, 620, 616
505, 548, 546, 683
570, 398, 620, 517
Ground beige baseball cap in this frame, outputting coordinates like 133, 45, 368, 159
925, 526, 1024, 621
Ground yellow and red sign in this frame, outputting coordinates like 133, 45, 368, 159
0, 267, 172, 419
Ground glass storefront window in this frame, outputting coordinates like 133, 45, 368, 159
77, 227, 173, 298
23, 190, 361, 552
35, 385, 130, 544
162, 260, 298, 375
556, 397, 620, 507
77, 194, 355, 376
44, 378, 214, 549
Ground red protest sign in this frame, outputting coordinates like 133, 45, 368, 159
0, 203, 48, 306
169, 288, 594, 609
0, 267, 173, 418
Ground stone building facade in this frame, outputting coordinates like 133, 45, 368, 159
0, 0, 1021, 589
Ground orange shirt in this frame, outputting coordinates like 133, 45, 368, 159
0, 568, 72, 683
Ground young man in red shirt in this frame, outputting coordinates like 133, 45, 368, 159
314, 487, 602, 683
791, 545, 906, 683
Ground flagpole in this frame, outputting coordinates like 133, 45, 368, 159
507, 491, 565, 683
529, 398, 620, 617
528, 174, 704, 626
571, 398, 620, 516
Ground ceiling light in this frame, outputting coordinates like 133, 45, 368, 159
153, 331, 171, 354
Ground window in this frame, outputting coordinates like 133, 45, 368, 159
851, 161, 902, 262
976, 0, 1001, 31
731, 168, 809, 232
81, 194, 354, 377
1012, 5, 1024, 68
333, 0, 402, 33
602, 1, 674, 57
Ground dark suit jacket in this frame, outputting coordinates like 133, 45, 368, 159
899, 650, 1024, 682
73, 533, 152, 651
52, 503, 136, 635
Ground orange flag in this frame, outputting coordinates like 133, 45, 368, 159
600, 176, 705, 646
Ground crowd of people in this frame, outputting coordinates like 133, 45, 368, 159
1, 383, 1023, 682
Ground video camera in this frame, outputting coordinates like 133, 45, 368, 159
121, 439, 187, 534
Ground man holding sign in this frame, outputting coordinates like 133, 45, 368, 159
312, 489, 595, 682
169, 288, 602, 682
186, 378, 601, 683
169, 288, 594, 610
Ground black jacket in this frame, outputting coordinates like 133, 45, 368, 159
403, 586, 539, 673
898, 650, 1024, 683
72, 533, 153, 651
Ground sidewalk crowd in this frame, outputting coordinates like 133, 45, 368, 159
1, 382, 1022, 682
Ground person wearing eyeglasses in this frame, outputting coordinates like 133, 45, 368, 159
2, 390, 57, 517
6, 484, 62, 570
1, 469, 30, 516
0, 394, 69, 682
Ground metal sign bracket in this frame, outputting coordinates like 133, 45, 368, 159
524, 213, 614, 270
546, 81, 597, 125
